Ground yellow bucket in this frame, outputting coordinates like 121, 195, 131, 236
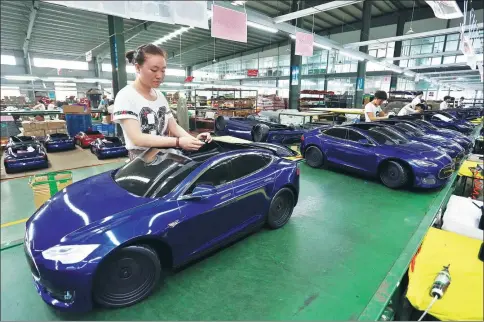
29, 171, 73, 209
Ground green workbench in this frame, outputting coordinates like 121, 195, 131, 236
0, 162, 460, 321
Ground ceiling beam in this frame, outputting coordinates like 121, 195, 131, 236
381, 50, 463, 61
272, 0, 363, 23
344, 23, 484, 48
388, 0, 405, 10
23, 0, 39, 58
336, 6, 359, 20
97, 21, 154, 61
371, 1, 387, 14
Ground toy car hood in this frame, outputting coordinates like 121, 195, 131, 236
25, 171, 153, 252
390, 141, 449, 160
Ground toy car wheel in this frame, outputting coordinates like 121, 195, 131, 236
93, 245, 161, 308
379, 160, 409, 189
215, 116, 227, 131
90, 145, 95, 154
305, 146, 325, 168
251, 124, 270, 142
267, 188, 295, 229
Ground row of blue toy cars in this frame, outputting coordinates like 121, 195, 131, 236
3, 131, 128, 174
216, 108, 482, 190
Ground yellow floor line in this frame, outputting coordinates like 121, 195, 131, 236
1, 217, 28, 228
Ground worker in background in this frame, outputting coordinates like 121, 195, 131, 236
113, 43, 212, 160
398, 102, 424, 116
411, 91, 424, 107
364, 90, 388, 122
458, 96, 465, 108
440, 96, 451, 110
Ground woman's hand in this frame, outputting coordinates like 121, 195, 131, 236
197, 132, 212, 143
179, 136, 204, 151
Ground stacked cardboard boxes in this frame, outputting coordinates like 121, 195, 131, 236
22, 120, 67, 137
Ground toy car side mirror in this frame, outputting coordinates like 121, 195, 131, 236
180, 184, 216, 201
358, 139, 372, 146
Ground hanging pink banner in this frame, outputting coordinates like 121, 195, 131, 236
211, 5, 247, 43
295, 32, 314, 57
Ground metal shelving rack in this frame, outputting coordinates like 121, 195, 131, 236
192, 88, 258, 132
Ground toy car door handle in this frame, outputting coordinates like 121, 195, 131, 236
220, 193, 232, 200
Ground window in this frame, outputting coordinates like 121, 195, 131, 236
366, 130, 396, 146
114, 150, 197, 197
1, 55, 16, 65
230, 154, 272, 181
187, 159, 232, 193
347, 130, 365, 142
323, 128, 347, 139
33, 57, 88, 70
102, 63, 136, 73
394, 123, 425, 137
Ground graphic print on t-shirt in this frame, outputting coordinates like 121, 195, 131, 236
157, 106, 168, 135
139, 106, 159, 134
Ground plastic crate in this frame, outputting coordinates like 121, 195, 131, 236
92, 123, 115, 136
65, 114, 92, 137
29, 171, 73, 209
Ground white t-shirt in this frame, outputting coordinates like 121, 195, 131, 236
364, 102, 382, 122
411, 97, 421, 107
440, 101, 448, 110
113, 85, 173, 150
398, 103, 415, 116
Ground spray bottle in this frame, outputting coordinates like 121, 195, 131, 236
418, 265, 451, 321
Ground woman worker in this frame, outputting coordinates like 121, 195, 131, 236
112, 44, 211, 160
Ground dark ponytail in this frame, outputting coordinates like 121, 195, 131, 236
125, 44, 167, 66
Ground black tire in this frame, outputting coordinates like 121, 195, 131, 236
93, 245, 161, 308
90, 145, 95, 154
267, 188, 295, 229
251, 124, 270, 142
379, 160, 409, 189
4, 166, 13, 174
215, 116, 227, 132
305, 146, 325, 168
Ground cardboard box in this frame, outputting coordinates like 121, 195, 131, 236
29, 171, 73, 209
56, 128, 67, 134
21, 121, 33, 131
47, 120, 66, 129
63, 105, 91, 114
45, 129, 57, 134
35, 122, 48, 130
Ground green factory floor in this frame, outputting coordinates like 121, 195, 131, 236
0, 161, 453, 321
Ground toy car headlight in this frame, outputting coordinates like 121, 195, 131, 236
42, 244, 100, 264
413, 160, 437, 167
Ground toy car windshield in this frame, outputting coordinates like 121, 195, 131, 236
432, 113, 453, 122
85, 130, 102, 135
371, 127, 409, 144
11, 136, 34, 143
114, 148, 198, 198
366, 129, 400, 146
101, 137, 123, 146
394, 123, 425, 137
415, 119, 439, 130
50, 133, 69, 139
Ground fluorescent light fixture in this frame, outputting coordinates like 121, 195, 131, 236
313, 42, 332, 50
231, 1, 247, 5
184, 83, 201, 87
162, 82, 182, 87
273, 0, 363, 23
153, 26, 193, 45
1, 85, 20, 89
54, 82, 76, 87
77, 78, 112, 84
246, 21, 278, 33
338, 50, 364, 61
43, 77, 77, 82
4, 75, 39, 81
290, 34, 296, 39
404, 71, 414, 77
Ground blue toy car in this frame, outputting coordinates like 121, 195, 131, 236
301, 126, 455, 189
422, 112, 474, 134
393, 117, 473, 153
215, 115, 315, 145
375, 120, 466, 162
43, 133, 76, 152
3, 141, 48, 174
90, 136, 128, 159
24, 140, 301, 312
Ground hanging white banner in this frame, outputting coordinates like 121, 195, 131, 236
171, 1, 209, 30
425, 0, 463, 19
127, 1, 175, 24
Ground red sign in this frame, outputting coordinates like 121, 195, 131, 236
184, 76, 194, 83
247, 69, 259, 77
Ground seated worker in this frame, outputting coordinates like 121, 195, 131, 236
440, 96, 451, 110
398, 103, 424, 116
364, 90, 388, 122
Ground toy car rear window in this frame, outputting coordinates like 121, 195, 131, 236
114, 149, 198, 197
50, 133, 69, 138
85, 130, 101, 135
